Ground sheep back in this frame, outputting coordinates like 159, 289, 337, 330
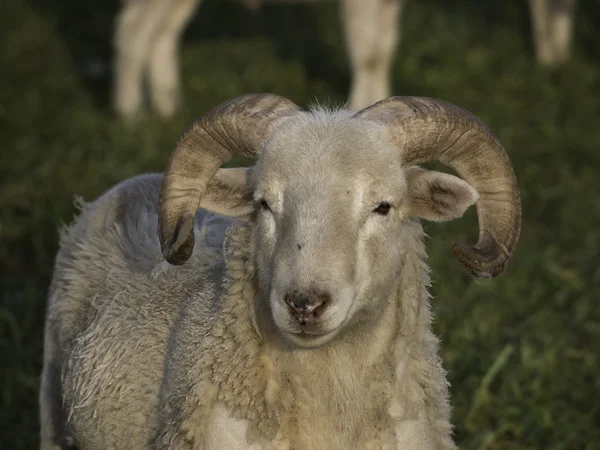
43, 174, 235, 448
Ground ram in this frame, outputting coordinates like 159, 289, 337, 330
40, 93, 521, 449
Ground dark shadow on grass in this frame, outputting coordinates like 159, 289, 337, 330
185, 0, 351, 105
25, 0, 351, 112
26, 0, 121, 111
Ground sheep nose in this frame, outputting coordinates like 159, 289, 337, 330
284, 290, 329, 325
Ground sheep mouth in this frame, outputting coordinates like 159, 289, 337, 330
285, 317, 334, 334
280, 324, 343, 348
298, 326, 330, 336
288, 324, 337, 337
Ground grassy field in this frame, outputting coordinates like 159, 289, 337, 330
1, 0, 599, 448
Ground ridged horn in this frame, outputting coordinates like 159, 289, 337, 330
354, 97, 521, 278
158, 93, 302, 265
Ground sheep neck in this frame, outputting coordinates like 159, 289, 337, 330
208, 220, 446, 446
251, 291, 400, 447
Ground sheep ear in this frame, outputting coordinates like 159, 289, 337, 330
405, 167, 479, 222
199, 167, 255, 216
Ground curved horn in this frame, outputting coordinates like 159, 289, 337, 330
354, 97, 521, 278
159, 93, 302, 265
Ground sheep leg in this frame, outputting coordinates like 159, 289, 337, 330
39, 371, 63, 450
113, 0, 172, 119
341, 0, 404, 110
529, 0, 553, 65
529, 0, 576, 67
39, 331, 73, 450
149, 0, 202, 118
548, 0, 576, 65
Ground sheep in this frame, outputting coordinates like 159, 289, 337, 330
113, 0, 404, 119
114, 0, 579, 120
40, 93, 521, 449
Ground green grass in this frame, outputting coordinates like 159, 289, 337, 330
1, 0, 599, 448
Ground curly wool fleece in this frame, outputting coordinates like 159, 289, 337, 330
46, 174, 456, 449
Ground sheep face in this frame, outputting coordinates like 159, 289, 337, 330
160, 95, 519, 344
247, 112, 479, 348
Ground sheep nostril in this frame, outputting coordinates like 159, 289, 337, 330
285, 291, 328, 324
291, 300, 304, 312
285, 293, 308, 312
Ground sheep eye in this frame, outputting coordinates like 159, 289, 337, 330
373, 202, 391, 216
260, 199, 271, 211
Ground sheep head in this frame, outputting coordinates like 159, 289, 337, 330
158, 93, 521, 347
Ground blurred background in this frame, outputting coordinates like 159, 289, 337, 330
1, 0, 599, 448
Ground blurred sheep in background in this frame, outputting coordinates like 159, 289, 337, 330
113, 0, 576, 120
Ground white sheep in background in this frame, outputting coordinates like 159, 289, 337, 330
114, 0, 404, 118
40, 93, 521, 449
